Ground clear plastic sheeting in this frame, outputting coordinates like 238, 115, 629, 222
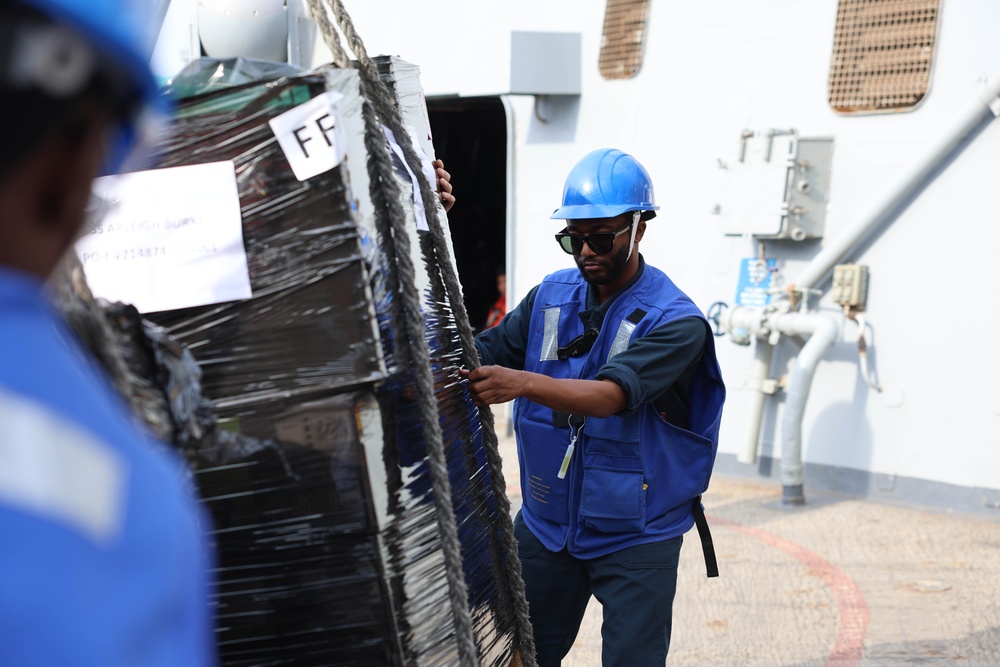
164, 57, 305, 100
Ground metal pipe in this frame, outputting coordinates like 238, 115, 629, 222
772, 312, 840, 504
722, 306, 840, 502
738, 338, 774, 465
723, 305, 769, 337
723, 305, 774, 467
792, 78, 1000, 292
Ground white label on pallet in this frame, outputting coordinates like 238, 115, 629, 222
269, 91, 346, 181
76, 161, 252, 313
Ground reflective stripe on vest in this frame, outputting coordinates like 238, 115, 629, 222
607, 319, 636, 359
540, 306, 561, 361
0, 387, 126, 545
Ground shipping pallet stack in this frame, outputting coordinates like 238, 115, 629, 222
62, 51, 532, 667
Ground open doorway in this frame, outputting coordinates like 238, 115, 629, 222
427, 97, 507, 333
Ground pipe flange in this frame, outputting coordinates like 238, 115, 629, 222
782, 484, 806, 506
731, 328, 752, 346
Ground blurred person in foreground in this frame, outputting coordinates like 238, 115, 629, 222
0, 1, 216, 664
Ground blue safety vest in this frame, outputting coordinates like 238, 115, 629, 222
515, 265, 725, 559
0, 267, 216, 666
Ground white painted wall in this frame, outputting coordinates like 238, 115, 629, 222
163, 0, 1000, 496
344, 0, 1000, 494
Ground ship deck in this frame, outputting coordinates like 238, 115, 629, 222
497, 425, 1000, 666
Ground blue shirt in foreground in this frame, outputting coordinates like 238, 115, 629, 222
0, 266, 216, 667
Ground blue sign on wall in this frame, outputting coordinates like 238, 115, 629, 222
735, 258, 777, 307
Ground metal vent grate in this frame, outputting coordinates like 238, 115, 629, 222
599, 0, 649, 80
828, 0, 941, 114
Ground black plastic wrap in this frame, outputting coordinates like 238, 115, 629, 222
141, 72, 402, 666
194, 397, 398, 667
147, 74, 384, 410
66, 61, 525, 666
57, 287, 400, 666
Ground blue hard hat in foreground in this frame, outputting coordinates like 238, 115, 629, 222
5, 0, 166, 173
11, 0, 160, 109
551, 148, 660, 220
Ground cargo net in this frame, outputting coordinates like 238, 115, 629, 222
828, 0, 941, 114
598, 0, 649, 80
53, 5, 535, 666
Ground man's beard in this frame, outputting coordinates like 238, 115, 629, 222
575, 242, 630, 286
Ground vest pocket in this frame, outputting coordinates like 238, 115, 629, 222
580, 466, 646, 533
584, 416, 640, 458
517, 413, 570, 524
645, 421, 714, 517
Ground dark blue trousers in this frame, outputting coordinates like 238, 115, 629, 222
514, 512, 682, 667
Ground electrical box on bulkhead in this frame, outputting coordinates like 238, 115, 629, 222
715, 130, 834, 242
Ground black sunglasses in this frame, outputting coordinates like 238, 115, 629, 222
555, 219, 634, 255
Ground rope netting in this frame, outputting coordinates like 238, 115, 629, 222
306, 1, 536, 665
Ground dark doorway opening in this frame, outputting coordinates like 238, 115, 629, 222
427, 97, 507, 333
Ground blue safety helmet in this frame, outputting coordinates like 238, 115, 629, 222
2, 0, 165, 172
551, 148, 660, 220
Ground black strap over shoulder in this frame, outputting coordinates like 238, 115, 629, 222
692, 495, 719, 578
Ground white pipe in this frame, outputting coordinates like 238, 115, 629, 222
724, 306, 774, 467
738, 338, 773, 465
722, 305, 769, 337
793, 77, 1000, 292
772, 313, 839, 503
721, 307, 840, 501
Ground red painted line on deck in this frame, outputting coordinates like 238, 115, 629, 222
708, 515, 870, 667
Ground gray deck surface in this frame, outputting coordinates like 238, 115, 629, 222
496, 425, 1000, 666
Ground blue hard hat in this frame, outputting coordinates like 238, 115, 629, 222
551, 148, 659, 220
10, 0, 161, 106
5, 0, 166, 171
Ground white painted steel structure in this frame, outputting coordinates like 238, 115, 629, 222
155, 0, 1000, 513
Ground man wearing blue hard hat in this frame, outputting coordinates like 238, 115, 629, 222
464, 149, 725, 666
0, 1, 216, 664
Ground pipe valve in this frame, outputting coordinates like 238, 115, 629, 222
706, 301, 729, 337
